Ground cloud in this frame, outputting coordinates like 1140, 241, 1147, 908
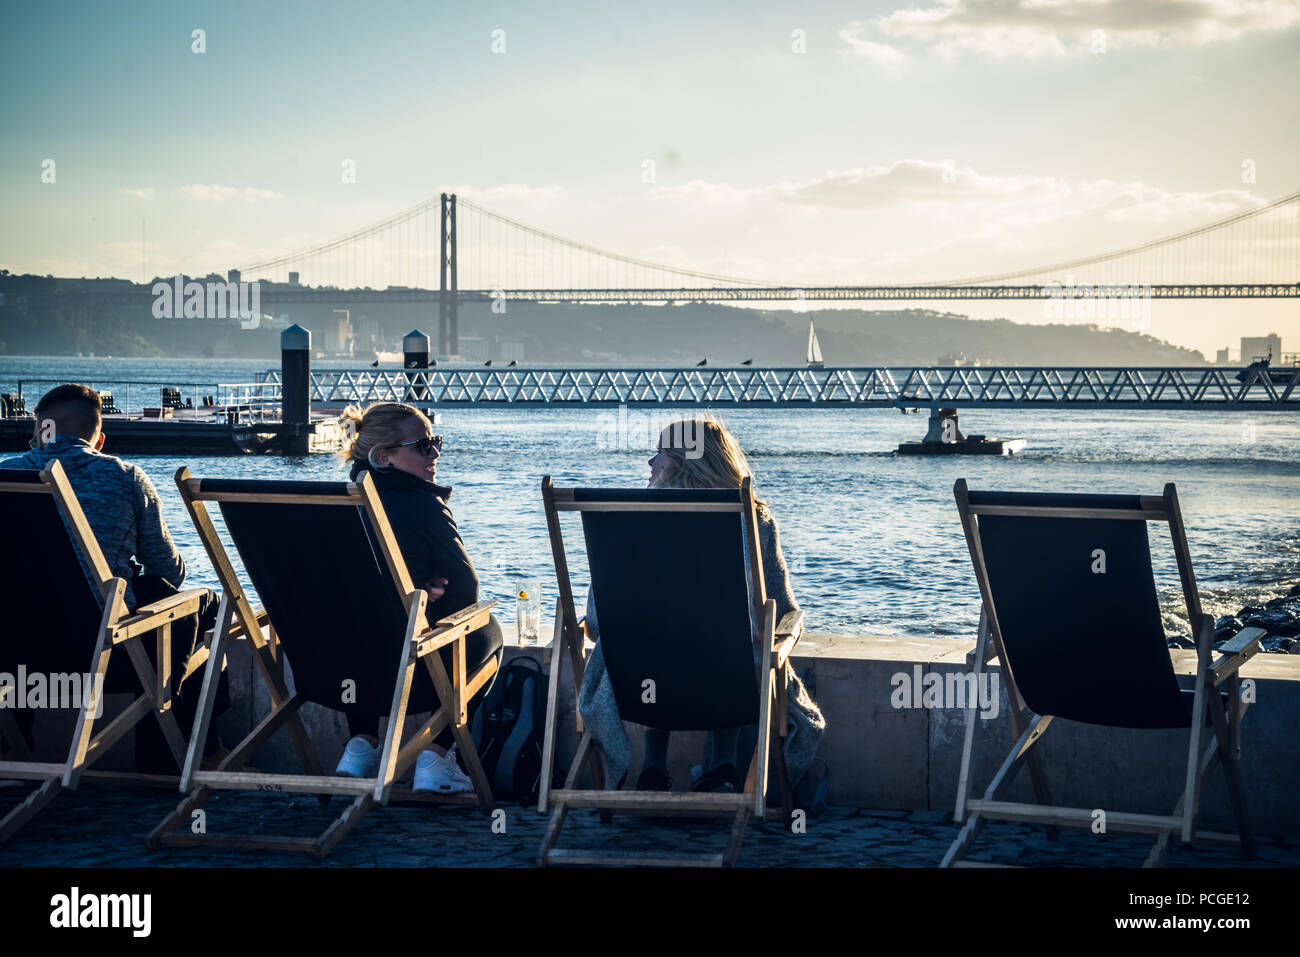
115, 187, 155, 200
653, 161, 1072, 212
839, 0, 1300, 61
653, 161, 1260, 224
647, 161, 1270, 282
177, 184, 283, 203
837, 34, 906, 65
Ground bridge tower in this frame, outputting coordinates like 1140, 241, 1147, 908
438, 193, 458, 357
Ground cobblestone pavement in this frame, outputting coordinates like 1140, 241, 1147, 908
1, 783, 1295, 867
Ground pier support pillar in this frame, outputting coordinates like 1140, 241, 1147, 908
403, 329, 430, 403
281, 324, 311, 456
923, 408, 965, 445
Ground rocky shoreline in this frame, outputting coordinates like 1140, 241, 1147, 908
1167, 583, 1300, 654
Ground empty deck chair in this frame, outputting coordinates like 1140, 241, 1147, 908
147, 469, 497, 859
0, 463, 211, 843
943, 480, 1261, 868
536, 476, 803, 867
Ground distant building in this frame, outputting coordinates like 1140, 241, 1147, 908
288, 271, 299, 285
458, 336, 489, 361
500, 340, 525, 362
326, 309, 353, 355
227, 269, 240, 284
1241, 333, 1282, 362
1216, 348, 1232, 365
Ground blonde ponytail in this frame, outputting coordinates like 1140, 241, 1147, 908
338, 402, 429, 473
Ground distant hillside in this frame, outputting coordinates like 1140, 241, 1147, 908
461, 302, 1206, 366
0, 273, 1205, 365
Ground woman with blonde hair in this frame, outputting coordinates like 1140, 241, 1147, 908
332, 401, 502, 793
580, 415, 825, 794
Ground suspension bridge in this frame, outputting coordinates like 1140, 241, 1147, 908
226, 189, 1300, 355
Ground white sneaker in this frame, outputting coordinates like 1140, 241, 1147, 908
413, 746, 474, 793
334, 736, 380, 779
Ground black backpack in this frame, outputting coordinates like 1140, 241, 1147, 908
470, 657, 553, 805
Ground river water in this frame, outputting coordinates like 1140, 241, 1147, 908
3, 356, 1298, 640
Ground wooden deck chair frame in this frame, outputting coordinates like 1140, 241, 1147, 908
0, 461, 211, 843
942, 479, 1260, 868
536, 475, 804, 867
146, 467, 498, 859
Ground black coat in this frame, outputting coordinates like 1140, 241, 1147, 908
350, 462, 479, 623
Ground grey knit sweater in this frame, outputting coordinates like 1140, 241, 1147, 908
578, 504, 826, 788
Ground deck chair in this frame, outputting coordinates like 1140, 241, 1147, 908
0, 463, 211, 843
536, 476, 803, 867
147, 468, 498, 859
943, 480, 1260, 868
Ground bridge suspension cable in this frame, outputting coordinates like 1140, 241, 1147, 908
936, 190, 1300, 286
233, 187, 1300, 295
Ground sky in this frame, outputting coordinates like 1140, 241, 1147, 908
1, 0, 1298, 358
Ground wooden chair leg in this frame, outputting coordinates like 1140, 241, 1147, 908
939, 713, 1052, 866
941, 812, 986, 867
1145, 736, 1219, 868
538, 801, 568, 867
1207, 687, 1255, 859
0, 778, 62, 844
146, 785, 211, 850
122, 637, 187, 768
423, 650, 494, 812
314, 793, 374, 859
771, 713, 793, 827
723, 808, 750, 867
180, 593, 234, 790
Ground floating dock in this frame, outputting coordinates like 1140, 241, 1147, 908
896, 408, 1026, 456
0, 408, 347, 456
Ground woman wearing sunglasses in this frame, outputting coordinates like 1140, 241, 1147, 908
335, 401, 502, 793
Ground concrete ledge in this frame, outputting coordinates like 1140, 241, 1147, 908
53, 628, 1298, 840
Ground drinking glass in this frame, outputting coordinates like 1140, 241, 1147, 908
516, 579, 541, 645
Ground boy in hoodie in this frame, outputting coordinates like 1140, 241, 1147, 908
1, 383, 225, 772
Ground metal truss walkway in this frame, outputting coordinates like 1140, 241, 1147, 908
254, 366, 1300, 409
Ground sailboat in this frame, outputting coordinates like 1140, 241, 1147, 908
806, 319, 825, 368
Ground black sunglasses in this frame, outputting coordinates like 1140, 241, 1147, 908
391, 435, 442, 456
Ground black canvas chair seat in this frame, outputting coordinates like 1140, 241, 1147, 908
943, 481, 1261, 868
578, 488, 759, 732
202, 479, 440, 720
0, 469, 104, 678
1, 463, 209, 844
536, 477, 804, 868
147, 469, 498, 860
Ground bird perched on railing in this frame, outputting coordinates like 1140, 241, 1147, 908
696, 359, 707, 367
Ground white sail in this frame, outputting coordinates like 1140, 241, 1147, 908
807, 319, 824, 365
